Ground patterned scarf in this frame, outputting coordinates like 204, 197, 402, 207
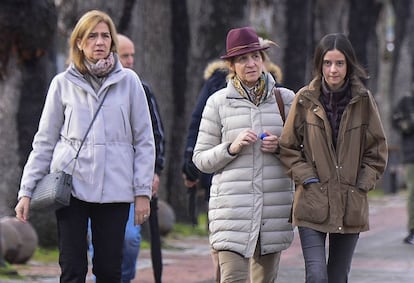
83, 52, 115, 93
232, 73, 267, 105
85, 52, 115, 78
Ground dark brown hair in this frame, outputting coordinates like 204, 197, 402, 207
313, 33, 368, 81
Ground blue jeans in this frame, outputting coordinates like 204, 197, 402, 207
298, 226, 359, 283
88, 204, 141, 282
121, 204, 142, 281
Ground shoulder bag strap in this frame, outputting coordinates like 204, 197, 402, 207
273, 88, 286, 125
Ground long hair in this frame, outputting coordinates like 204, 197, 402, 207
69, 10, 118, 74
313, 33, 368, 81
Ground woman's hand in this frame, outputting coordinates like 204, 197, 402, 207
229, 129, 258, 155
15, 196, 31, 222
260, 130, 280, 153
134, 196, 151, 225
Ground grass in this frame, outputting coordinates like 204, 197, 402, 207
168, 212, 209, 238
32, 247, 59, 263
0, 263, 22, 279
368, 188, 386, 198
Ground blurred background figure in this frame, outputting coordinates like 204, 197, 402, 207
181, 58, 227, 282
115, 34, 166, 283
88, 34, 165, 283
392, 91, 414, 245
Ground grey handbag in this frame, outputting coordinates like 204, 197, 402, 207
30, 90, 109, 211
30, 172, 73, 210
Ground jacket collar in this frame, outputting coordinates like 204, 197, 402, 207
64, 54, 125, 97
303, 75, 368, 103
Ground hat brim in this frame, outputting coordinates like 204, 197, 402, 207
220, 46, 269, 59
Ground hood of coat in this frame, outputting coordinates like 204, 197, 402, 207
64, 55, 127, 97
203, 60, 229, 81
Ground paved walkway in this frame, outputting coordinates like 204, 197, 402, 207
4, 192, 414, 283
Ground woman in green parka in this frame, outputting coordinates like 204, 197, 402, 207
279, 33, 388, 283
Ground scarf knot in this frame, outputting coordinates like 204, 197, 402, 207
232, 73, 267, 105
85, 52, 115, 77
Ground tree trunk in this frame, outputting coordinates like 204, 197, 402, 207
284, 0, 314, 91
0, 56, 22, 218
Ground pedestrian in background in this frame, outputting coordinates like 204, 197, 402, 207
117, 33, 165, 283
87, 34, 165, 283
15, 10, 155, 282
392, 91, 414, 245
279, 33, 388, 283
182, 58, 227, 282
193, 26, 295, 282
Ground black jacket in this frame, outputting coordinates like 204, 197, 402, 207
182, 61, 228, 193
143, 82, 165, 175
392, 95, 414, 163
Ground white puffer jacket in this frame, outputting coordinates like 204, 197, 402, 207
193, 73, 295, 257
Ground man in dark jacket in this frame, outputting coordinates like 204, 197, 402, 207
117, 34, 165, 283
87, 33, 165, 283
182, 60, 228, 201
392, 93, 414, 244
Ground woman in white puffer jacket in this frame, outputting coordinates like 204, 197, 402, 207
193, 26, 295, 283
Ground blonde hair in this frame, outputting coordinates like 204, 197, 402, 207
69, 10, 118, 74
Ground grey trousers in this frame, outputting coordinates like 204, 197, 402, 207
298, 226, 359, 283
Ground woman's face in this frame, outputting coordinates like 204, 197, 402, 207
232, 51, 264, 87
322, 49, 347, 90
78, 21, 112, 63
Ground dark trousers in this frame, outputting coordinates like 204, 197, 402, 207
149, 196, 163, 283
298, 226, 359, 283
56, 197, 129, 283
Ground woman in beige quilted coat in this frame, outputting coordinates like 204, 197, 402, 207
193, 26, 295, 283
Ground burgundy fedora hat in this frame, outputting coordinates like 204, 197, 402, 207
220, 26, 269, 59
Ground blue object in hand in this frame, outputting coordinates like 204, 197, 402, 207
260, 133, 268, 140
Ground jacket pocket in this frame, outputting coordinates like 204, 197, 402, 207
344, 188, 368, 227
295, 183, 329, 224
